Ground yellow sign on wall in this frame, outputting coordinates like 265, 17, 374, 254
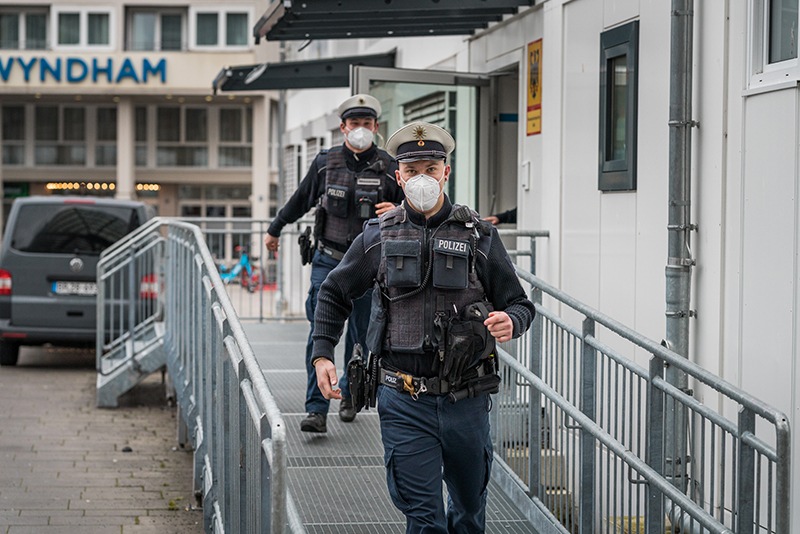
527, 39, 542, 136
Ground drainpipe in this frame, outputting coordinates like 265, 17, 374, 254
664, 0, 696, 495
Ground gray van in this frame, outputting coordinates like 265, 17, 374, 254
0, 196, 154, 366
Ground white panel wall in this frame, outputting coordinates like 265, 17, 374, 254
740, 89, 797, 416
561, 0, 603, 313
738, 87, 799, 521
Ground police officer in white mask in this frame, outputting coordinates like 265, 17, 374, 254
311, 121, 534, 532
265, 94, 404, 433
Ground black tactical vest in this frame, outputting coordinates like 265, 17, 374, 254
369, 204, 492, 354
320, 146, 394, 248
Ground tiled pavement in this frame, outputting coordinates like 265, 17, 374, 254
0, 346, 202, 534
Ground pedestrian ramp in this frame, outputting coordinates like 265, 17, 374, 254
243, 320, 539, 533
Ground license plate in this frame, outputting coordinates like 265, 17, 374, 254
52, 281, 97, 296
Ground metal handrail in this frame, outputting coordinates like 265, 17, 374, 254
497, 346, 733, 534
490, 264, 791, 533
97, 218, 305, 533
518, 268, 788, 426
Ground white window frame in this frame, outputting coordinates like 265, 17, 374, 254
51, 5, 115, 51
0, 8, 49, 50
748, 0, 800, 91
188, 6, 252, 51
126, 7, 186, 51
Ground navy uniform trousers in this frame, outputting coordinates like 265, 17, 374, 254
304, 249, 371, 414
377, 384, 494, 533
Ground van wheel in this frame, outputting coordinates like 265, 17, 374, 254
0, 341, 20, 366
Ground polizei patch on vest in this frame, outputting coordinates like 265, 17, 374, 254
326, 186, 347, 198
434, 239, 469, 256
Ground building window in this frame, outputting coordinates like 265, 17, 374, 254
189, 7, 251, 50
0, 9, 47, 49
135, 106, 148, 166
2, 105, 25, 165
34, 105, 86, 166
219, 107, 252, 167
127, 9, 185, 51
52, 6, 113, 49
96, 107, 117, 167
769, 0, 799, 63
156, 106, 208, 167
750, 0, 800, 88
598, 21, 639, 192
226, 13, 247, 46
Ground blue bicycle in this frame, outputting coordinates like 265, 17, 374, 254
218, 245, 262, 293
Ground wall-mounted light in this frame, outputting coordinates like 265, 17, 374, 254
46, 181, 117, 191
136, 183, 161, 192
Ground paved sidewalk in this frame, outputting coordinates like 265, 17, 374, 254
0, 346, 202, 534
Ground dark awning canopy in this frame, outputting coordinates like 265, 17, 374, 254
253, 0, 535, 42
213, 51, 396, 93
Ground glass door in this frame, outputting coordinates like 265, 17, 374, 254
352, 66, 490, 209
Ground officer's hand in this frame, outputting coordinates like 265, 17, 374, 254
484, 311, 513, 343
314, 358, 342, 400
375, 202, 395, 216
482, 215, 500, 225
265, 233, 280, 252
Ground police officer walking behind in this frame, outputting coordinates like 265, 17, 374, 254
265, 94, 404, 434
311, 121, 534, 532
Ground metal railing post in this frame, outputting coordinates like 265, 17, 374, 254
736, 407, 756, 534
238, 359, 248, 534
579, 317, 596, 534
528, 288, 543, 497
646, 356, 666, 534
776, 418, 791, 534
259, 412, 272, 531
530, 236, 536, 275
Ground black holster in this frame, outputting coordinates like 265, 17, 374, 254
298, 226, 314, 265
347, 343, 378, 412
448, 371, 501, 403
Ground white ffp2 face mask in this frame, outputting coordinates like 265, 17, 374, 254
403, 173, 444, 212
345, 127, 374, 150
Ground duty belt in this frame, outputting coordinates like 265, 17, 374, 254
380, 360, 493, 400
317, 242, 345, 261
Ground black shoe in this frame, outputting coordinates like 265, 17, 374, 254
300, 413, 327, 433
339, 397, 356, 423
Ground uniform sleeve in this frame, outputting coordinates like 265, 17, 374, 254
495, 207, 517, 225
312, 233, 381, 360
477, 226, 534, 338
267, 153, 326, 237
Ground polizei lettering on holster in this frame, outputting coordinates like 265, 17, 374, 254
319, 146, 394, 248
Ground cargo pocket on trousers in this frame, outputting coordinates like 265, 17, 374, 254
385, 447, 412, 512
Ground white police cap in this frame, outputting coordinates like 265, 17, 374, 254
338, 94, 381, 120
385, 121, 455, 162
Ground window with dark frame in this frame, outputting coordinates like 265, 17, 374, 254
769, 0, 799, 63
598, 21, 639, 192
